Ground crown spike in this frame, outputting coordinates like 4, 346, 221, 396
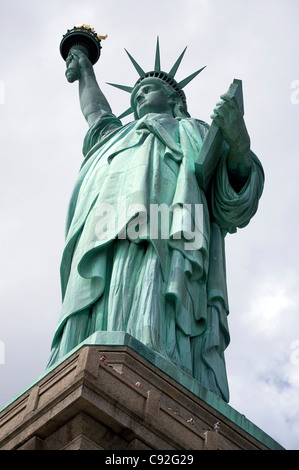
154, 37, 161, 72
118, 107, 134, 119
108, 41, 206, 120
168, 47, 187, 78
125, 49, 145, 77
106, 82, 133, 93
178, 66, 206, 89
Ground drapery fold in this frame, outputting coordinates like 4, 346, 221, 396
48, 112, 264, 403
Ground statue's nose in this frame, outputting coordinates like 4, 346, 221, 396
136, 92, 145, 102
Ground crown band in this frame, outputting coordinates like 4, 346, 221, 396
133, 71, 187, 106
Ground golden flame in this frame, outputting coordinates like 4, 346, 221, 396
75, 24, 107, 39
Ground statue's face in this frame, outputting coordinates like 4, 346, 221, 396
134, 83, 172, 118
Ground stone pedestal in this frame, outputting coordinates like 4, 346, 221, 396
0, 336, 284, 451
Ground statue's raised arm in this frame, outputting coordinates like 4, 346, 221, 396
65, 47, 112, 127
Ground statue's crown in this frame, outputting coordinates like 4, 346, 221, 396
107, 37, 206, 119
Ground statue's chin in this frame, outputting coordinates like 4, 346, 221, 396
65, 67, 80, 83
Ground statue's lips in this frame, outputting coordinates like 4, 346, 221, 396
136, 99, 148, 108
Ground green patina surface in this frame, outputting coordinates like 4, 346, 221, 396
2, 31, 280, 451
45, 35, 264, 405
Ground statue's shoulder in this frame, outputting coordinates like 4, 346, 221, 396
180, 117, 210, 139
192, 118, 210, 131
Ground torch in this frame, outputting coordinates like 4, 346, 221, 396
60, 24, 107, 82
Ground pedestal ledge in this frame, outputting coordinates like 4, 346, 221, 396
0, 334, 284, 450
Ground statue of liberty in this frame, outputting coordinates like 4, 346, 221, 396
47, 27, 264, 403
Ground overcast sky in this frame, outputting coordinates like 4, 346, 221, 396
0, 0, 298, 450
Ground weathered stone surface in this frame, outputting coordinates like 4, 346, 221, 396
0, 345, 283, 451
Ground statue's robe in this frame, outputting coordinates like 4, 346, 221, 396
47, 112, 264, 402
